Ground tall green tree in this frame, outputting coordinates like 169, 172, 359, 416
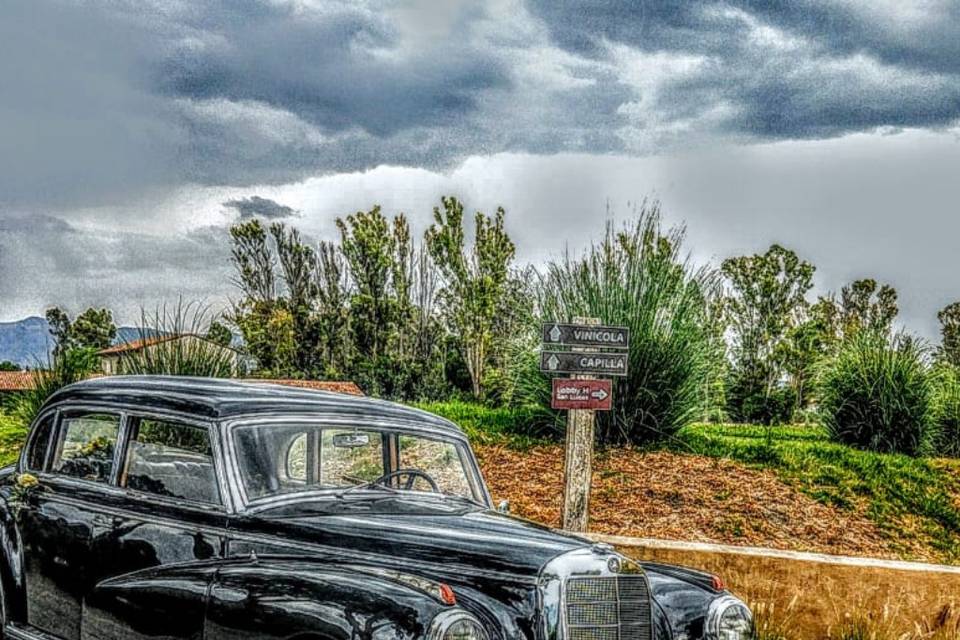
721, 245, 815, 423
206, 321, 233, 348
839, 278, 898, 337
230, 220, 275, 302
939, 301, 960, 367
270, 223, 320, 373
45, 307, 73, 358
390, 215, 415, 359
45, 306, 117, 356
426, 196, 516, 399
228, 220, 296, 376
776, 297, 837, 415
314, 241, 351, 376
72, 308, 117, 350
336, 207, 395, 364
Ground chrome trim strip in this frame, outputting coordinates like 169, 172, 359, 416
6, 622, 62, 640
38, 490, 228, 531
34, 493, 537, 585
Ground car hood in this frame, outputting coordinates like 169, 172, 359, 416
230, 505, 726, 639
235, 505, 589, 580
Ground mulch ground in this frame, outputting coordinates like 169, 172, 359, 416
476, 445, 919, 561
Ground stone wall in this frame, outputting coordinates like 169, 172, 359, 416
594, 534, 960, 639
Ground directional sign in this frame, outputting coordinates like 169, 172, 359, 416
540, 350, 629, 377
552, 378, 613, 411
542, 322, 630, 350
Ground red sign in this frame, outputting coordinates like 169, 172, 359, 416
551, 378, 613, 411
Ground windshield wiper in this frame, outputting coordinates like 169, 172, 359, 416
435, 492, 487, 509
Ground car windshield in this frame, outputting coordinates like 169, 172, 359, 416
231, 422, 484, 505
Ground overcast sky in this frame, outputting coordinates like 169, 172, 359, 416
1, 0, 958, 338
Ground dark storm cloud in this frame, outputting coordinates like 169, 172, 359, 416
156, 3, 502, 136
740, 1, 960, 75
224, 196, 298, 220
0, 0, 184, 207
528, 0, 960, 139
2, 0, 959, 203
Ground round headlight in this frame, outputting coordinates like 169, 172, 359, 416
707, 596, 754, 640
429, 610, 489, 640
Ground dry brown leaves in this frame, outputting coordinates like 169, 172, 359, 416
476, 445, 911, 561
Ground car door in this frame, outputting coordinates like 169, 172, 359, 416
79, 413, 229, 640
18, 408, 125, 640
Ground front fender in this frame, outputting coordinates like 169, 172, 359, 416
204, 558, 454, 640
84, 557, 461, 640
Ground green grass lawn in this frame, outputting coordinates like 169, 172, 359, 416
0, 409, 28, 468
676, 423, 960, 563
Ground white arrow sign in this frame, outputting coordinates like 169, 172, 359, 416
591, 389, 609, 401
549, 324, 562, 342
547, 354, 560, 371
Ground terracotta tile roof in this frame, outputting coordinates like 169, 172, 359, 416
244, 379, 364, 396
98, 334, 183, 356
0, 371, 35, 391
98, 334, 238, 356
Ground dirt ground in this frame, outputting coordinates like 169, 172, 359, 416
476, 444, 937, 562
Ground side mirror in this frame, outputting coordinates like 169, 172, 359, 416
497, 500, 511, 514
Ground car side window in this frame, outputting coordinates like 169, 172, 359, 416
25, 413, 56, 472
122, 417, 221, 506
51, 412, 121, 483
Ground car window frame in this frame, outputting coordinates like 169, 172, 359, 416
19, 408, 60, 474
223, 414, 491, 512
21, 402, 233, 515
47, 407, 126, 487
119, 412, 228, 513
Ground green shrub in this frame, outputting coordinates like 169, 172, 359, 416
119, 301, 237, 377
818, 332, 938, 456
414, 400, 558, 448
515, 203, 723, 445
725, 366, 796, 425
932, 365, 960, 458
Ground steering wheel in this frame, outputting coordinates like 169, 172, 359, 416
371, 469, 441, 493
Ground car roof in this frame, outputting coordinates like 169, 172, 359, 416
45, 376, 464, 437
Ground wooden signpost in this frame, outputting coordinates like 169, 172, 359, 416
540, 318, 629, 533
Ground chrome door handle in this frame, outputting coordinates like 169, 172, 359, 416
92, 514, 119, 527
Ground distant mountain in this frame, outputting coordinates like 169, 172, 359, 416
0, 317, 53, 367
0, 318, 148, 367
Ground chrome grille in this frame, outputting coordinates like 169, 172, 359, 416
565, 575, 652, 640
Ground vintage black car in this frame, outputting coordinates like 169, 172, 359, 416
0, 376, 754, 640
